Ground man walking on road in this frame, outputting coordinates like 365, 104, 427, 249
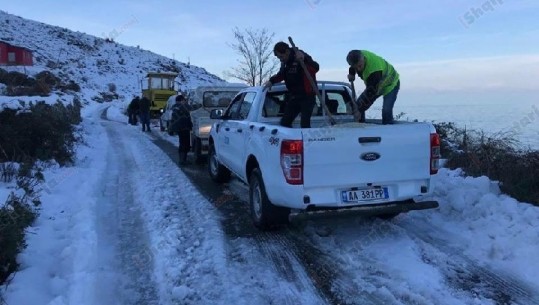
346, 50, 400, 124
170, 94, 193, 165
264, 41, 320, 128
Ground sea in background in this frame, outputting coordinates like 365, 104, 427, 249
386, 90, 538, 150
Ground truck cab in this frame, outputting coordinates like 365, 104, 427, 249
141, 72, 177, 118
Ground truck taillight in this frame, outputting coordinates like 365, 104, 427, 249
430, 133, 441, 175
281, 140, 303, 185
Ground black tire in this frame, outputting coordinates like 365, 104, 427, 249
249, 168, 290, 230
159, 119, 165, 131
208, 144, 231, 183
194, 137, 203, 164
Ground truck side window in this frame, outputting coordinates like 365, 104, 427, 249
238, 92, 256, 120
223, 93, 244, 119
263, 93, 286, 117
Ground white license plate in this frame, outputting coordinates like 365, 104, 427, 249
341, 187, 389, 203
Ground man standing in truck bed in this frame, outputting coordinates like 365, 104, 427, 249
264, 41, 320, 128
347, 50, 400, 124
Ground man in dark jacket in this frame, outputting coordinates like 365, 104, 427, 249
127, 96, 140, 125
264, 41, 320, 128
139, 96, 151, 131
170, 94, 193, 165
346, 50, 400, 124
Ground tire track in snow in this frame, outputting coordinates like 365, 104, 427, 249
147, 137, 333, 304
396, 218, 539, 305
97, 114, 159, 304
193, 177, 387, 305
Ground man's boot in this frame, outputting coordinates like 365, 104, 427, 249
178, 152, 186, 165
182, 152, 190, 165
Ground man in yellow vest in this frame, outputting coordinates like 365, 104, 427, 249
346, 50, 400, 124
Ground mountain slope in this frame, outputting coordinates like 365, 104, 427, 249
0, 10, 225, 108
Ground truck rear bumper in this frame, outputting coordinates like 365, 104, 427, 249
291, 200, 439, 221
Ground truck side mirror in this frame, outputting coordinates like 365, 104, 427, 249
210, 109, 224, 119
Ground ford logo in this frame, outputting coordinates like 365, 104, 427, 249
360, 152, 380, 161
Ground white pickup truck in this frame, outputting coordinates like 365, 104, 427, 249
208, 81, 440, 230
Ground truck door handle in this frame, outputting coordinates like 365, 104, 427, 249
225, 127, 230, 131
237, 128, 243, 133
358, 137, 381, 144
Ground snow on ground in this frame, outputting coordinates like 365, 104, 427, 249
412, 169, 539, 283
3, 106, 319, 305
2, 103, 539, 304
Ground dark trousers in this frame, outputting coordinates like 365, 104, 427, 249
128, 112, 138, 125
357, 81, 400, 124
381, 81, 400, 124
140, 112, 150, 131
178, 130, 191, 153
280, 95, 316, 128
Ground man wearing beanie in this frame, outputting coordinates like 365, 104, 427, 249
264, 41, 320, 128
346, 50, 400, 124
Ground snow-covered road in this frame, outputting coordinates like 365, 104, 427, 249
4, 105, 539, 305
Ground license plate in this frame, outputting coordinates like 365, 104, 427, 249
341, 187, 389, 203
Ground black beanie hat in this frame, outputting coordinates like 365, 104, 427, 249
175, 94, 185, 102
346, 50, 362, 65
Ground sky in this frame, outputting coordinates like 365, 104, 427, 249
3, 0, 539, 93
3, 102, 539, 304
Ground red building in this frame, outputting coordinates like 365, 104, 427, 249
0, 41, 33, 66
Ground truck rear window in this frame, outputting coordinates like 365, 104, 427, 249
202, 91, 238, 107
262, 90, 354, 118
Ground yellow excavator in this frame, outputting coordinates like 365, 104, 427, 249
141, 72, 178, 118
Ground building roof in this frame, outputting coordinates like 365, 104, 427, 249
0, 40, 33, 52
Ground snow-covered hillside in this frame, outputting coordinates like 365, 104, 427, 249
0, 10, 226, 109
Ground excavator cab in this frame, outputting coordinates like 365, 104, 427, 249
141, 72, 177, 118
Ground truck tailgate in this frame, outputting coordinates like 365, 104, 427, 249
302, 123, 432, 189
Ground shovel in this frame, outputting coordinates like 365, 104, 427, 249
349, 79, 362, 122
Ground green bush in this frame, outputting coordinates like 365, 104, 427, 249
0, 98, 80, 288
0, 192, 38, 285
434, 122, 539, 205
0, 69, 81, 96
0, 100, 82, 165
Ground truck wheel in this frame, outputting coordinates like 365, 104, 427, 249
208, 145, 231, 183
249, 168, 290, 230
194, 138, 203, 164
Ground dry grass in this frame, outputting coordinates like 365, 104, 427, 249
434, 122, 539, 205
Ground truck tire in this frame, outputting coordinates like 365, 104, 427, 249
208, 145, 231, 183
249, 168, 290, 230
194, 137, 203, 164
